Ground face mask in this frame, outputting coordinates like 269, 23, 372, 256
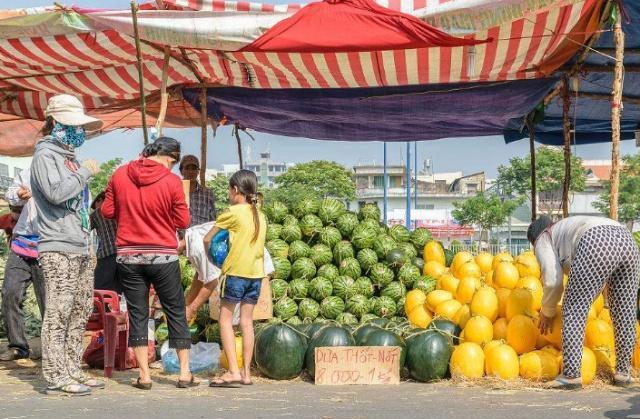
51, 122, 86, 149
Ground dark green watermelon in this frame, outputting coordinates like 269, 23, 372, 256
428, 319, 462, 345
412, 257, 425, 272
305, 326, 355, 377
367, 317, 390, 328
255, 323, 306, 380
386, 248, 409, 269
353, 324, 382, 345
444, 248, 455, 267
360, 329, 407, 368
306, 322, 330, 341
405, 330, 453, 382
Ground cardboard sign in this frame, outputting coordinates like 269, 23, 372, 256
209, 277, 273, 324
182, 180, 191, 208
314, 346, 401, 386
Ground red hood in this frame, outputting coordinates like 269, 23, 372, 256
127, 157, 172, 187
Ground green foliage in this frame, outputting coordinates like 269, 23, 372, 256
452, 192, 519, 239
496, 147, 586, 197
89, 158, 122, 198
206, 175, 230, 213
594, 154, 640, 228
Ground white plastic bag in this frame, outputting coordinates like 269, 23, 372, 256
161, 341, 220, 374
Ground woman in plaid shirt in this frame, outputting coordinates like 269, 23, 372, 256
90, 192, 120, 292
179, 155, 216, 226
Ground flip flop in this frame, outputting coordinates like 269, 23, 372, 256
209, 377, 242, 388
132, 377, 152, 390
46, 383, 92, 396
545, 377, 582, 390
177, 375, 200, 389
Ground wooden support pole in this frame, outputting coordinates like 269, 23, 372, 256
561, 77, 571, 218
234, 126, 244, 169
609, 7, 625, 221
155, 46, 171, 138
130, 1, 149, 145
199, 88, 208, 186
526, 118, 537, 221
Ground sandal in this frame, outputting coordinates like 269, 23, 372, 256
46, 383, 92, 396
613, 374, 634, 388
132, 377, 152, 390
545, 376, 582, 390
177, 375, 200, 389
77, 377, 105, 389
209, 376, 242, 388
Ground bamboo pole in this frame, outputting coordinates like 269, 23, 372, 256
561, 77, 571, 218
199, 88, 208, 186
234, 126, 244, 169
130, 1, 149, 145
609, 6, 625, 221
155, 46, 171, 137
526, 117, 537, 221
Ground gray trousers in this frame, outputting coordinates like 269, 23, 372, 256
2, 250, 46, 355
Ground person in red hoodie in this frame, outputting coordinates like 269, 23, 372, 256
102, 137, 198, 390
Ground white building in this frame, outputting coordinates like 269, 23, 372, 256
0, 156, 32, 197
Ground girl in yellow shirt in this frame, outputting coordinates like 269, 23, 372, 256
204, 170, 266, 387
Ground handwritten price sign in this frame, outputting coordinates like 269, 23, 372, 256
314, 346, 401, 386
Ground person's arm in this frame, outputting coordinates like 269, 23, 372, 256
203, 225, 220, 254
536, 234, 564, 318
171, 177, 190, 229
204, 209, 235, 250
31, 154, 95, 205
101, 177, 116, 219
186, 278, 217, 322
5, 171, 27, 206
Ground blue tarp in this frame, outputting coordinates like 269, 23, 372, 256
504, 1, 640, 145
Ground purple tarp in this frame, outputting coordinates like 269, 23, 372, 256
183, 78, 557, 142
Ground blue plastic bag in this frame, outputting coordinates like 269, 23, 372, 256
161, 341, 220, 374
209, 229, 229, 268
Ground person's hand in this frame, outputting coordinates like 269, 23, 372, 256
17, 186, 31, 200
185, 305, 196, 324
538, 313, 553, 335
81, 159, 101, 176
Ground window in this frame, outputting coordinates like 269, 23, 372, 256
373, 175, 384, 189
0, 163, 8, 177
466, 183, 478, 194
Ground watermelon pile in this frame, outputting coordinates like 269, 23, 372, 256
266, 198, 435, 326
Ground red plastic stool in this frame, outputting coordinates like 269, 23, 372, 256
85, 290, 129, 378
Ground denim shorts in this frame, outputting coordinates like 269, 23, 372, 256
221, 275, 262, 304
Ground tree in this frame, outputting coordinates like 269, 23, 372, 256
593, 154, 640, 230
267, 160, 356, 208
452, 192, 520, 245
206, 175, 230, 213
89, 158, 122, 198
496, 147, 586, 214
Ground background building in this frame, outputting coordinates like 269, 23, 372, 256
0, 156, 31, 202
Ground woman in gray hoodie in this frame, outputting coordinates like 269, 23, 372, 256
30, 95, 103, 396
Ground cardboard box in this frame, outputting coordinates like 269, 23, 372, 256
209, 276, 273, 324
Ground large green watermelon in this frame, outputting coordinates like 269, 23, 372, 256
412, 257, 425, 272
306, 322, 331, 341
357, 248, 378, 273
272, 257, 291, 280
305, 326, 355, 377
286, 316, 303, 326
336, 312, 358, 326
396, 296, 406, 317
339, 257, 362, 279
359, 313, 379, 324
397, 264, 421, 287
309, 277, 333, 301
289, 278, 309, 300
281, 224, 302, 243
293, 197, 320, 219
266, 223, 283, 241
318, 198, 346, 225
444, 248, 455, 267
298, 298, 320, 321
428, 319, 462, 345
299, 214, 323, 238
381, 281, 406, 301
264, 201, 289, 224
310, 244, 333, 267
374, 235, 398, 260
397, 242, 418, 260
410, 227, 433, 252
255, 323, 306, 380
266, 239, 289, 259
320, 296, 345, 319
274, 296, 298, 320
353, 324, 382, 345
332, 275, 356, 300
373, 296, 397, 318
282, 214, 299, 227
359, 203, 381, 221
351, 223, 378, 250
412, 276, 437, 293
333, 240, 355, 264
405, 330, 453, 382
386, 248, 409, 269
346, 294, 370, 318
336, 212, 359, 238
291, 258, 317, 280
316, 264, 339, 282
270, 278, 289, 300
354, 277, 374, 297
360, 329, 407, 367
319, 226, 342, 249
370, 263, 395, 288
289, 240, 312, 262
389, 224, 410, 243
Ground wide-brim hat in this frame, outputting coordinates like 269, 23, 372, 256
45, 94, 103, 132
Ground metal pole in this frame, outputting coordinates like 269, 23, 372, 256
610, 5, 624, 221
130, 1, 149, 145
406, 142, 411, 229
383, 142, 388, 225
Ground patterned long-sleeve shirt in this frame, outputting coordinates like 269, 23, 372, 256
90, 210, 117, 259
189, 183, 216, 227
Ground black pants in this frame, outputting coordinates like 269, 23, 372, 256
2, 250, 46, 355
117, 261, 190, 349
94, 255, 121, 293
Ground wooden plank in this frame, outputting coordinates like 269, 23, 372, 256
610, 8, 625, 221
314, 346, 401, 386
561, 77, 571, 218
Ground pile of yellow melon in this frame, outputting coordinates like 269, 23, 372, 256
405, 241, 633, 384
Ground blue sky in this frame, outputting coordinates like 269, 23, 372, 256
7, 0, 638, 177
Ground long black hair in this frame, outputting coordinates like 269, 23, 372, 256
142, 136, 181, 161
527, 215, 553, 244
229, 169, 262, 243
